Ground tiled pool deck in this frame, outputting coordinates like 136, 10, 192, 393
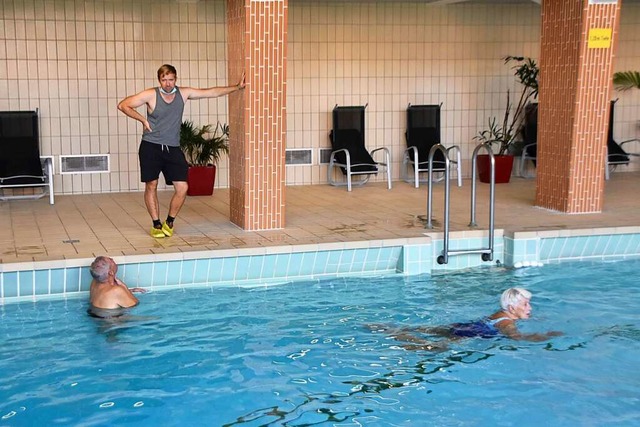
2, 171, 640, 303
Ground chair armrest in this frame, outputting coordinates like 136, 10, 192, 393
620, 139, 640, 156
404, 145, 418, 155
445, 145, 461, 165
330, 148, 349, 155
403, 146, 419, 162
370, 147, 391, 165
329, 148, 351, 166
522, 143, 537, 157
370, 147, 389, 155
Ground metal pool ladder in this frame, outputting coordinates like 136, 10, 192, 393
426, 143, 496, 265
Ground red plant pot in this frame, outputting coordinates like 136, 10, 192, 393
476, 154, 514, 184
187, 165, 216, 196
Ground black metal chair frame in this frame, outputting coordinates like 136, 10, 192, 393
519, 102, 538, 178
0, 110, 54, 204
328, 105, 391, 191
605, 98, 639, 180
520, 100, 640, 180
401, 104, 461, 187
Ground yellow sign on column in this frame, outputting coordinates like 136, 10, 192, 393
588, 28, 612, 48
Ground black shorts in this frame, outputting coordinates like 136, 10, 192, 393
139, 140, 188, 185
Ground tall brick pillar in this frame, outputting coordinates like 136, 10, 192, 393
226, 0, 287, 230
536, 0, 621, 213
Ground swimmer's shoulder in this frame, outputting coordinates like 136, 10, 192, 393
487, 311, 514, 326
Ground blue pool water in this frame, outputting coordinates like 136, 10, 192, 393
1, 260, 639, 426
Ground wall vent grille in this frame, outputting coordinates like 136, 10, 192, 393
60, 155, 110, 174
285, 149, 313, 165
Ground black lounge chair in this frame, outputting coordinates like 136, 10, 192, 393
401, 104, 461, 188
519, 102, 538, 178
520, 101, 640, 180
606, 99, 639, 180
0, 110, 54, 204
328, 105, 391, 191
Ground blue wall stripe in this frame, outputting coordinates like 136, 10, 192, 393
3, 232, 640, 304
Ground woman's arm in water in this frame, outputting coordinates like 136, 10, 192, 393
498, 321, 563, 342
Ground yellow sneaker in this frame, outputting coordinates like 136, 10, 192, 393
150, 226, 165, 238
161, 221, 174, 237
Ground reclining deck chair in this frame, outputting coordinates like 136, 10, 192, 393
519, 102, 538, 178
605, 99, 639, 180
401, 104, 461, 188
519, 101, 639, 180
328, 105, 391, 191
0, 110, 54, 204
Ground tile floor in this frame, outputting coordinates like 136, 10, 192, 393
2, 171, 639, 265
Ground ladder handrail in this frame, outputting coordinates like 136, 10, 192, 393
426, 142, 496, 265
426, 143, 450, 230
426, 143, 454, 264
469, 143, 496, 261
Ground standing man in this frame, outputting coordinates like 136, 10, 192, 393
117, 64, 245, 238
88, 256, 146, 318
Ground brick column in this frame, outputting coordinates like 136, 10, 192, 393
226, 0, 287, 230
535, 0, 621, 213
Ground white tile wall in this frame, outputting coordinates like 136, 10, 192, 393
1, 0, 639, 194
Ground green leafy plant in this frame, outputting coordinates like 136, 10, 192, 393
475, 56, 539, 155
180, 120, 229, 166
613, 71, 640, 91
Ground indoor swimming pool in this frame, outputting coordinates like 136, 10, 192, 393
1, 259, 639, 426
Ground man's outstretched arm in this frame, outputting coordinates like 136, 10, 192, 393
183, 72, 246, 100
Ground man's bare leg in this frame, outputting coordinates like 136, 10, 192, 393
167, 181, 188, 222
144, 180, 161, 222
160, 181, 188, 237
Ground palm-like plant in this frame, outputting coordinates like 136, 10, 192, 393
180, 121, 229, 166
613, 71, 640, 91
475, 56, 539, 155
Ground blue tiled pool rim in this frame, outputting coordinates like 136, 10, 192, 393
2, 226, 640, 304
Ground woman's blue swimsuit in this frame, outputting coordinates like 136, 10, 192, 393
450, 317, 510, 338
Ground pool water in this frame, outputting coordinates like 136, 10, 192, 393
1, 260, 639, 426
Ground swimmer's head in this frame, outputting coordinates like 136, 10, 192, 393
90, 256, 116, 282
500, 287, 532, 319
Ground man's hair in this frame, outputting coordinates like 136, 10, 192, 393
500, 287, 532, 310
157, 64, 177, 80
90, 256, 111, 282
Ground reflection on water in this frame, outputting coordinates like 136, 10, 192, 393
223, 332, 601, 426
223, 399, 361, 427
595, 324, 640, 341
1, 260, 639, 426
224, 345, 499, 426
88, 308, 161, 343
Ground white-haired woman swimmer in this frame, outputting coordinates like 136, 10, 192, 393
500, 287, 532, 319
467, 287, 561, 341
367, 287, 563, 351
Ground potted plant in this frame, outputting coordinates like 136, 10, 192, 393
475, 56, 539, 183
180, 120, 229, 196
613, 71, 640, 91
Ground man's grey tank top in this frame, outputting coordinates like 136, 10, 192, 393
142, 87, 185, 147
